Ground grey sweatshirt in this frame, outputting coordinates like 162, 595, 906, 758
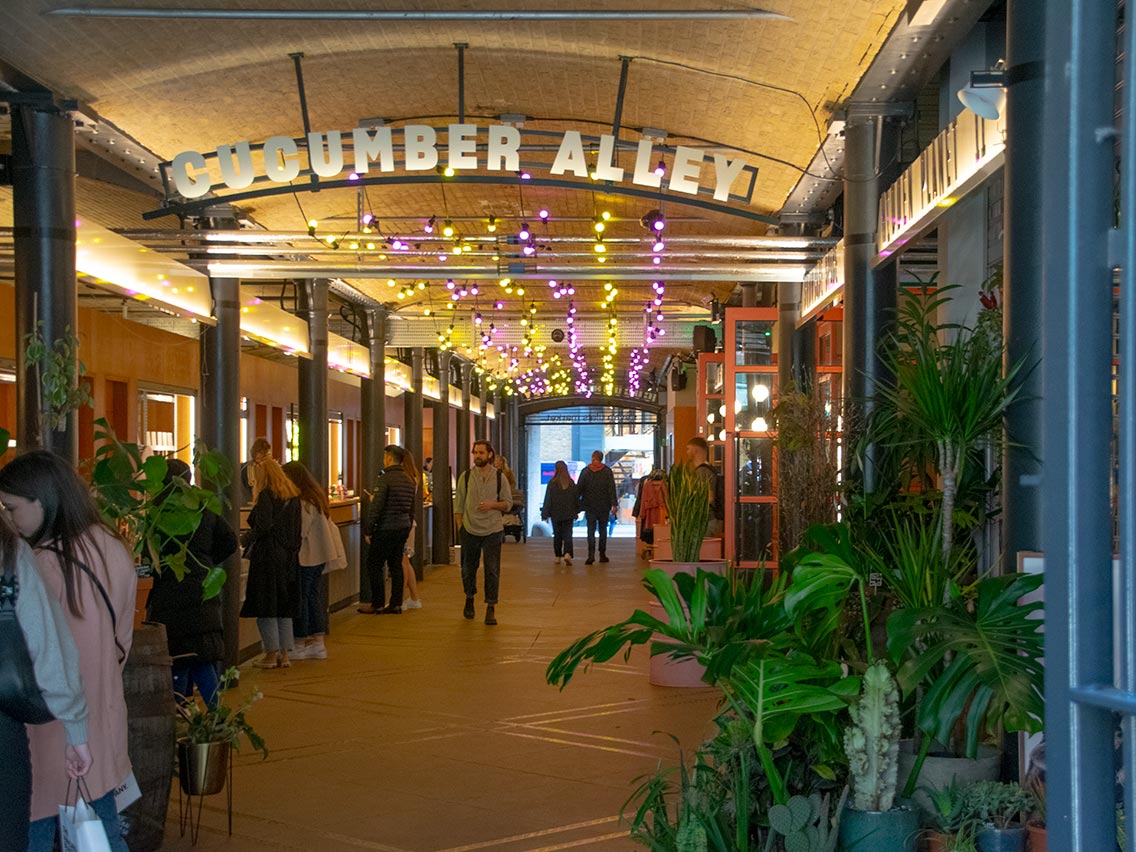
13, 540, 89, 745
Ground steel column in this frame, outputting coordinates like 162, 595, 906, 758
11, 103, 78, 458
778, 281, 799, 392
842, 113, 898, 491
1040, 0, 1117, 847
407, 349, 426, 572
1002, 0, 1046, 577
478, 378, 490, 441
431, 349, 454, 566
298, 278, 329, 488
360, 307, 387, 602
457, 360, 472, 479
492, 389, 504, 455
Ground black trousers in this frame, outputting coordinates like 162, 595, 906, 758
552, 519, 574, 557
0, 710, 30, 852
585, 511, 609, 557
366, 527, 411, 607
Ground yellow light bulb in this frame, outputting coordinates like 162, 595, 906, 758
601, 211, 612, 221
594, 220, 605, 233
594, 242, 605, 253
444, 166, 455, 177
308, 219, 319, 228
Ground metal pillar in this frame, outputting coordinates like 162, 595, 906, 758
11, 103, 78, 458
841, 112, 898, 491
196, 207, 243, 668
407, 349, 426, 572
492, 389, 504, 455
478, 377, 490, 441
359, 308, 387, 602
508, 394, 520, 471
1002, 0, 1045, 575
794, 317, 817, 393
777, 281, 799, 393
457, 360, 472, 479
431, 349, 453, 566
1039, 0, 1117, 847
298, 278, 329, 488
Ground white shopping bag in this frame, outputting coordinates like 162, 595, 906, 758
113, 770, 142, 812
59, 795, 112, 852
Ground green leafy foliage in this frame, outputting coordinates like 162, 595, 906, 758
664, 463, 712, 563
24, 323, 93, 435
89, 418, 233, 597
921, 780, 971, 834
959, 781, 1035, 829
0, 426, 9, 463
887, 572, 1045, 757
177, 667, 268, 757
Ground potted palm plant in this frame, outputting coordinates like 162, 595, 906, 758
647, 463, 727, 686
177, 667, 268, 795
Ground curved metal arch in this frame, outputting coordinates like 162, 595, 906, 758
143, 173, 777, 224
519, 394, 664, 418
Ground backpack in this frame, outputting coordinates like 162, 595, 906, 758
699, 462, 726, 522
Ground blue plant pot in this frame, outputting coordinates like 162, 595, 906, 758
839, 804, 919, 852
976, 826, 1026, 852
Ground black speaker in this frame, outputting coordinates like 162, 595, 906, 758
670, 368, 688, 391
693, 325, 716, 353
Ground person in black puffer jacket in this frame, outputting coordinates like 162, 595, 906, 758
146, 460, 237, 705
359, 445, 421, 615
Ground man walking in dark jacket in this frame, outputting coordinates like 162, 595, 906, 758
576, 451, 618, 564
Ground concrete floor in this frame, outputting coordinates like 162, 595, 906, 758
162, 536, 719, 851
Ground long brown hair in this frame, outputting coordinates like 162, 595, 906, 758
384, 445, 419, 485
282, 461, 330, 517
0, 450, 112, 617
551, 460, 574, 490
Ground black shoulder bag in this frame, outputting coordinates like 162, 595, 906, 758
0, 566, 55, 725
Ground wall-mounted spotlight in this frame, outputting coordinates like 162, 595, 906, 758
957, 60, 1007, 120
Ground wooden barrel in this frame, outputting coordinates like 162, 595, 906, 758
121, 623, 176, 852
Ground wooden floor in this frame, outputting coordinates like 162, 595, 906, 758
160, 535, 718, 851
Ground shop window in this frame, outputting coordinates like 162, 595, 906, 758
734, 374, 776, 432
737, 438, 774, 497
734, 320, 776, 366
737, 503, 775, 563
140, 389, 195, 462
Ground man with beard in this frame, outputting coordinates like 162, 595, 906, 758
454, 441, 513, 625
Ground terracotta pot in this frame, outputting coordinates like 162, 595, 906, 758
134, 576, 153, 630
1027, 822, 1047, 852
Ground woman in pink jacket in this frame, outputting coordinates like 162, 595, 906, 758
0, 451, 135, 852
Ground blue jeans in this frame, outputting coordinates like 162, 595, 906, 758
173, 659, 220, 706
460, 528, 503, 604
294, 565, 328, 637
27, 789, 129, 852
256, 617, 293, 653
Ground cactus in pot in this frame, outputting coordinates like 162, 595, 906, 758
839, 661, 919, 851
846, 660, 901, 812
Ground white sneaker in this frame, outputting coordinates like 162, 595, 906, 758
403, 599, 423, 610
290, 644, 313, 660
564, 556, 573, 566
554, 557, 561, 566
306, 643, 328, 659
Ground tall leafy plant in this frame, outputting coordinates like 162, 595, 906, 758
664, 462, 712, 563
90, 418, 233, 598
773, 387, 839, 554
871, 283, 1025, 581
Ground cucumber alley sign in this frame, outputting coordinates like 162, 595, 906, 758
168, 123, 756, 204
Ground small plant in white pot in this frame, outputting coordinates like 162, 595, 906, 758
838, 660, 920, 852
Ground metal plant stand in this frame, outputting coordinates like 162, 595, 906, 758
177, 744, 233, 844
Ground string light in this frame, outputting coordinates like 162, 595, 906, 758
487, 216, 498, 233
